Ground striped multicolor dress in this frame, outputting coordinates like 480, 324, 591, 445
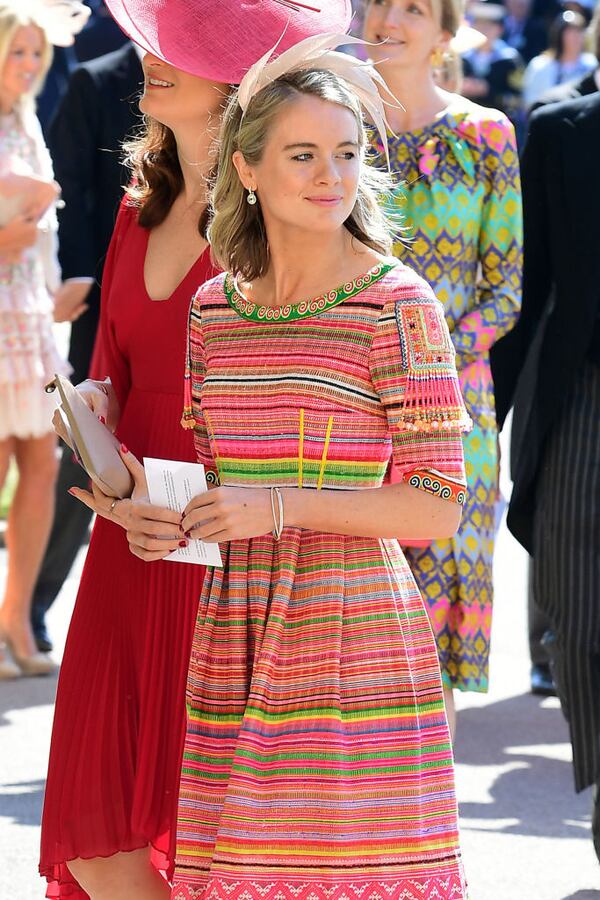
173, 260, 471, 900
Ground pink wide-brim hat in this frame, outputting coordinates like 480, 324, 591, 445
103, 0, 353, 83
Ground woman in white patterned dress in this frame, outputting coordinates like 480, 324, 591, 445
0, 2, 68, 677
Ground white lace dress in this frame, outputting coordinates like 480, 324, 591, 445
0, 109, 69, 440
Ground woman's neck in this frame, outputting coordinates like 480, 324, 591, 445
248, 227, 376, 307
173, 114, 220, 205
559, 49, 580, 65
0, 92, 16, 116
377, 64, 453, 133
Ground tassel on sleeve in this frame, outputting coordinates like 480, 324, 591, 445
392, 296, 472, 434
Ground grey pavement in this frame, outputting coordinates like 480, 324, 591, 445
0, 437, 599, 899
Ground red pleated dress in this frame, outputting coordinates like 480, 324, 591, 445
39, 201, 216, 898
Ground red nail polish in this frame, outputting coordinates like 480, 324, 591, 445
98, 415, 106, 425
179, 540, 188, 548
120, 443, 128, 454
185, 531, 192, 539
68, 487, 77, 496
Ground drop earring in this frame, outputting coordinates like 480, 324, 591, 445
247, 188, 257, 206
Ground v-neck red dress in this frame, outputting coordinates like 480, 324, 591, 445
39, 200, 217, 898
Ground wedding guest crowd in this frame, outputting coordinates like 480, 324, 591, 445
0, 0, 599, 897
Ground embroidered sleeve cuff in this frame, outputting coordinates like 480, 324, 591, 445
404, 468, 467, 505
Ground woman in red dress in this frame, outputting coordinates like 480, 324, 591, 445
39, 2, 352, 898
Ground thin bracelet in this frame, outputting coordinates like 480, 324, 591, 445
270, 486, 284, 541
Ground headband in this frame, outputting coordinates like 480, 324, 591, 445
237, 32, 401, 167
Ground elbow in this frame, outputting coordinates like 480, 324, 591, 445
431, 503, 463, 540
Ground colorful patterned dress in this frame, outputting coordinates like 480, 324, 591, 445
172, 261, 471, 900
375, 97, 522, 692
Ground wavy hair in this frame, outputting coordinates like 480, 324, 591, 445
209, 68, 397, 282
123, 104, 225, 234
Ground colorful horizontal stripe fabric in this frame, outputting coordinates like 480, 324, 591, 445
172, 263, 469, 899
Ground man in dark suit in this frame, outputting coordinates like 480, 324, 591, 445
31, 42, 142, 651
491, 91, 600, 862
520, 3, 599, 698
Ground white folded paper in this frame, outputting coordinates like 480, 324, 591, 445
144, 457, 223, 567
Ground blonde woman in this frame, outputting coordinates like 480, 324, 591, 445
363, 0, 523, 735
0, 1, 67, 678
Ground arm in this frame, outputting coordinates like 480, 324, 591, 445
0, 214, 38, 262
88, 200, 132, 409
177, 290, 468, 545
48, 66, 100, 281
122, 286, 467, 560
451, 114, 523, 369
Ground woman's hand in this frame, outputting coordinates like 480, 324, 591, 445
0, 213, 38, 262
53, 280, 91, 323
68, 446, 186, 561
181, 486, 273, 543
52, 377, 120, 444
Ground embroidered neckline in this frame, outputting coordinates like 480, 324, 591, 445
224, 261, 396, 323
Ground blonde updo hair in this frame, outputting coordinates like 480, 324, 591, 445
0, 2, 53, 112
208, 68, 395, 282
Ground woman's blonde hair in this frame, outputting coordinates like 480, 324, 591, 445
209, 68, 395, 282
0, 2, 53, 112
430, 0, 464, 36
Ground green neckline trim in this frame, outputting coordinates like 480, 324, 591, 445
224, 261, 396, 323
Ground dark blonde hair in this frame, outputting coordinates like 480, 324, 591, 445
209, 68, 395, 282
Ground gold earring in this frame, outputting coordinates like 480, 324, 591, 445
431, 47, 444, 68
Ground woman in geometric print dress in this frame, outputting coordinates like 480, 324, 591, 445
364, 0, 522, 732
128, 55, 471, 898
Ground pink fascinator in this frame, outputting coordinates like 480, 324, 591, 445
22, 0, 91, 47
238, 33, 401, 167
102, 0, 352, 84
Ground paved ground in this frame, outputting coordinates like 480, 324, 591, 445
0, 436, 599, 899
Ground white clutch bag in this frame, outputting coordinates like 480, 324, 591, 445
46, 374, 133, 499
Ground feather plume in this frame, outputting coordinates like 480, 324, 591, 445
237, 32, 402, 168
23, 0, 91, 47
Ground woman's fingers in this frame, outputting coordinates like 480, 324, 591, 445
67, 486, 96, 510
182, 490, 216, 519
128, 517, 183, 539
130, 500, 182, 528
126, 530, 184, 554
52, 408, 71, 445
118, 444, 148, 492
128, 544, 174, 562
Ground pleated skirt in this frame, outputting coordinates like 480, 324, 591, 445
171, 533, 467, 900
39, 387, 206, 897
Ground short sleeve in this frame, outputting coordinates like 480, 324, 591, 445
369, 282, 471, 504
181, 287, 220, 485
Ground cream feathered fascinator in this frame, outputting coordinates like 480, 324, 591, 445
237, 32, 401, 167
23, 0, 91, 47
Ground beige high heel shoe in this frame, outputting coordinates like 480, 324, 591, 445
1, 633, 58, 677
0, 645, 20, 680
